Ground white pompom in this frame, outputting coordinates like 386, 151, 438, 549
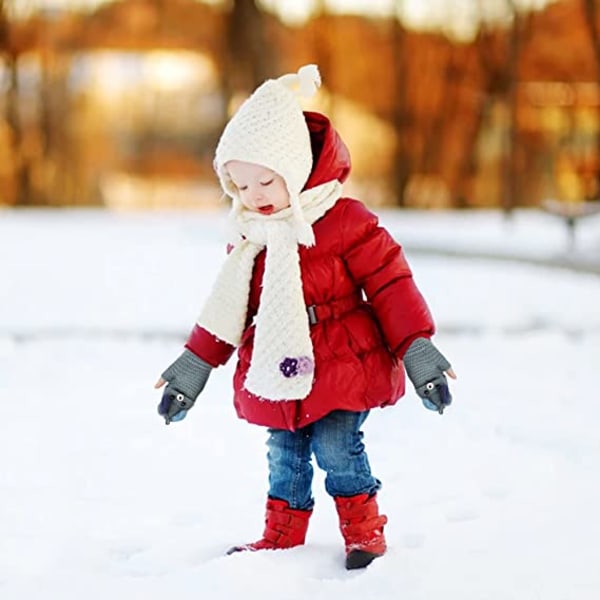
278, 64, 321, 98
297, 64, 321, 98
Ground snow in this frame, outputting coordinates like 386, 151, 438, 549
1, 207, 600, 599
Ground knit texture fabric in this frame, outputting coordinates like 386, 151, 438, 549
197, 180, 342, 401
403, 338, 453, 412
161, 349, 212, 400
402, 338, 451, 389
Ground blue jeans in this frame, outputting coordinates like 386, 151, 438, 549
266, 410, 382, 510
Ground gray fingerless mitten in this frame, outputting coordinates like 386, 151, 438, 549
403, 338, 452, 414
161, 349, 212, 400
158, 350, 212, 424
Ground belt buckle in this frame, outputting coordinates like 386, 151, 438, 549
307, 305, 318, 325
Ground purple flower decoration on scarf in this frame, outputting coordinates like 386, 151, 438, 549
279, 356, 314, 378
296, 356, 314, 375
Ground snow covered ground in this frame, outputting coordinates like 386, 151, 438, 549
1, 207, 600, 599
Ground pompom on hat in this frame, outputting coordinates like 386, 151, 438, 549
214, 64, 322, 245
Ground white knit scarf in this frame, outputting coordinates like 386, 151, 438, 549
197, 180, 342, 401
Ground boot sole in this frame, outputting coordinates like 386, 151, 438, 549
345, 549, 383, 570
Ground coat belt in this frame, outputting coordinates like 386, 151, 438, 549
306, 293, 363, 325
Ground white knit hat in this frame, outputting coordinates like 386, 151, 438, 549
214, 64, 322, 245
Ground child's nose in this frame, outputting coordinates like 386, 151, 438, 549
250, 188, 264, 205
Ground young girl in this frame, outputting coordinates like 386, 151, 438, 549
155, 65, 456, 570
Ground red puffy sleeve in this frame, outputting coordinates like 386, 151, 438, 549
340, 200, 435, 356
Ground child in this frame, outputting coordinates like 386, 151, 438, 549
155, 65, 456, 570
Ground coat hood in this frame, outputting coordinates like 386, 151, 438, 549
303, 111, 351, 191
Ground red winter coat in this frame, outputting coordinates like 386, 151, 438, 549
186, 111, 435, 431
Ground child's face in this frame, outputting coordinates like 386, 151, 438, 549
226, 160, 290, 215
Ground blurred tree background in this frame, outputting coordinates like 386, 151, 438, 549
1, 0, 600, 210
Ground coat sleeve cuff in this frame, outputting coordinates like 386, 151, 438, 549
185, 324, 236, 367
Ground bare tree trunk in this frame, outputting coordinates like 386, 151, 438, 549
1, 0, 34, 205
0, 0, 6, 45
582, 0, 600, 199
454, 81, 493, 208
5, 53, 35, 205
472, 1, 530, 214
503, 1, 522, 215
391, 7, 411, 206
420, 44, 466, 176
226, 0, 276, 95
41, 48, 76, 205
311, 0, 336, 118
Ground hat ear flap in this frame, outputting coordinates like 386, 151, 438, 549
290, 193, 315, 247
216, 165, 239, 199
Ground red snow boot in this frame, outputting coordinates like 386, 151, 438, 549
334, 493, 388, 569
226, 497, 312, 554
